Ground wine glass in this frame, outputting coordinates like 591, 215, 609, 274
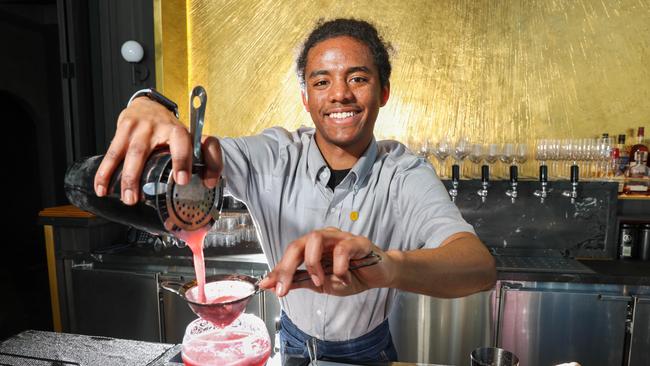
433, 137, 451, 178
547, 139, 561, 179
485, 144, 499, 164
452, 137, 471, 178
417, 139, 433, 160
559, 139, 572, 179
598, 137, 614, 178
514, 143, 528, 178
468, 144, 484, 179
515, 143, 527, 164
535, 139, 548, 164
583, 138, 598, 179
484, 144, 500, 180
500, 143, 515, 179
535, 139, 550, 181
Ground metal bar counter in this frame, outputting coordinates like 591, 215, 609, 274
0, 330, 445, 366
497, 258, 650, 285
0, 330, 180, 366
85, 248, 650, 286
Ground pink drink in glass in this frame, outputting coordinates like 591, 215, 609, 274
182, 314, 271, 366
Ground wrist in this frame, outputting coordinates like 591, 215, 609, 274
127, 88, 179, 118
384, 249, 405, 288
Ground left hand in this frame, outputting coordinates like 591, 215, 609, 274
258, 227, 396, 297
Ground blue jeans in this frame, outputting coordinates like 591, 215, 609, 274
279, 312, 398, 364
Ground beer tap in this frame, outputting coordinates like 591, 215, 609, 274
477, 165, 489, 203
505, 165, 518, 203
448, 164, 460, 202
533, 165, 549, 203
562, 164, 580, 204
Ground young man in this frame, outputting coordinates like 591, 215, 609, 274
94, 18, 496, 363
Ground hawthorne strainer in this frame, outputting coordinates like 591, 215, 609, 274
161, 85, 218, 232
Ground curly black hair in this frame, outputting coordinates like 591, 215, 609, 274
296, 18, 392, 89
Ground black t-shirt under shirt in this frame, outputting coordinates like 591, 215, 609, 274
327, 169, 351, 190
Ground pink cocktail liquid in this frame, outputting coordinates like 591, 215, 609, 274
182, 330, 271, 366
179, 229, 270, 365
178, 227, 210, 303
208, 295, 240, 304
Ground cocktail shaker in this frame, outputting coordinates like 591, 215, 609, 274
64, 86, 223, 237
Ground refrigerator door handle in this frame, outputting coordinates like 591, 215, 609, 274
598, 294, 633, 302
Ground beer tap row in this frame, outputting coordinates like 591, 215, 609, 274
447, 162, 581, 204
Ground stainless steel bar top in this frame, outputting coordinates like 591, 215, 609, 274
282, 357, 451, 366
0, 330, 179, 366
1, 330, 454, 366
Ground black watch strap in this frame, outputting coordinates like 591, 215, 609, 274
127, 88, 179, 118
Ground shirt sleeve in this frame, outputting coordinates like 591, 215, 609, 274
394, 159, 476, 249
219, 127, 294, 202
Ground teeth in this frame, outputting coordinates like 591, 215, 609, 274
329, 111, 355, 119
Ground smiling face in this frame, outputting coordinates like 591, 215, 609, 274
301, 36, 390, 157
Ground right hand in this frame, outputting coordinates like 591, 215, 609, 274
93, 97, 223, 205
258, 227, 396, 297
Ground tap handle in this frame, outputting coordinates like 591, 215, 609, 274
570, 165, 579, 183
451, 164, 460, 182
481, 165, 489, 183
510, 165, 518, 183
539, 165, 548, 183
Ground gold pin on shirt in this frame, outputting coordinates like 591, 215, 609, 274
350, 211, 359, 221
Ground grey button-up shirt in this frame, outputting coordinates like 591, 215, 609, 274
220, 126, 474, 341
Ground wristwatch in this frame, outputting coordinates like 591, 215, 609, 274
127, 88, 179, 118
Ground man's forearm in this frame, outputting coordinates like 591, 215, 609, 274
386, 234, 496, 298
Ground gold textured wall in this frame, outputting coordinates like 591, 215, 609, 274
156, 0, 650, 175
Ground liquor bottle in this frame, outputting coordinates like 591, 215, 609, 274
616, 134, 629, 176
629, 127, 648, 164
623, 150, 650, 195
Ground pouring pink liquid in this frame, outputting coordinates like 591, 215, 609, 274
178, 227, 211, 303
178, 228, 254, 306
178, 229, 270, 365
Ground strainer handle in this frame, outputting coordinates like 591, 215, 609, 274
160, 280, 185, 298
292, 251, 382, 283
189, 86, 207, 167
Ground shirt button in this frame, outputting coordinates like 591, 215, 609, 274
316, 309, 322, 315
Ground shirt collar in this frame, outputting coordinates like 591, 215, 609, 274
306, 133, 378, 187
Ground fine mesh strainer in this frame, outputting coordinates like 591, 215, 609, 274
160, 252, 382, 326
64, 86, 223, 237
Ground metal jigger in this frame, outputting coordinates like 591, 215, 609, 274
449, 164, 460, 202
477, 165, 489, 203
505, 165, 518, 203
